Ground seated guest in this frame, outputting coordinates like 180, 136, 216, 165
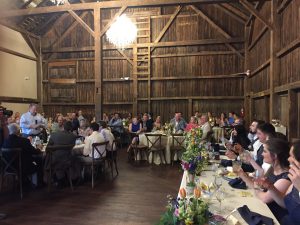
232, 125, 250, 149
238, 138, 291, 222
71, 113, 80, 134
170, 113, 186, 133
256, 141, 300, 225
218, 112, 228, 127
3, 123, 43, 186
233, 114, 243, 125
99, 121, 116, 151
199, 115, 212, 141
152, 116, 162, 131
247, 120, 265, 160
127, 117, 142, 153
20, 103, 46, 138
102, 112, 109, 123
194, 111, 200, 120
78, 110, 85, 123
129, 117, 142, 134
108, 113, 123, 134
51, 115, 64, 133
185, 116, 199, 132
83, 122, 106, 158
78, 119, 90, 138
207, 112, 215, 126
228, 112, 235, 126
46, 121, 77, 183
142, 114, 153, 132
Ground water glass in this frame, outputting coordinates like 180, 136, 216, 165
232, 160, 242, 173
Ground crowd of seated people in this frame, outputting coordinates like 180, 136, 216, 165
3, 104, 300, 225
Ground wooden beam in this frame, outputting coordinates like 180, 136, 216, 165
0, 96, 38, 104
43, 38, 244, 52
189, 5, 244, 58
154, 6, 182, 43
245, 1, 264, 26
117, 49, 133, 66
94, 7, 102, 121
132, 46, 138, 116
251, 90, 270, 99
138, 96, 244, 101
68, 10, 95, 37
275, 81, 300, 93
214, 4, 246, 24
152, 50, 244, 58
248, 25, 268, 51
276, 37, 300, 58
240, 0, 273, 30
288, 89, 298, 140
0, 0, 241, 18
49, 78, 76, 84
248, 59, 270, 77
277, 0, 292, 14
22, 34, 39, 57
0, 46, 37, 61
20, 0, 34, 9
42, 13, 70, 38
219, 3, 248, 20
100, 6, 127, 37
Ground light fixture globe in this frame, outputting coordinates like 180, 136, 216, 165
106, 14, 137, 49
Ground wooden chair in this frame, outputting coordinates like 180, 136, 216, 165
106, 140, 119, 178
145, 133, 166, 164
129, 132, 148, 162
170, 133, 186, 165
79, 141, 109, 188
0, 148, 23, 199
45, 145, 74, 192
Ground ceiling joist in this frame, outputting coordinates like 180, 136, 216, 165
0, 0, 241, 18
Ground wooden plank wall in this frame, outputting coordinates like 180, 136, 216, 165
41, 4, 245, 122
245, 0, 300, 139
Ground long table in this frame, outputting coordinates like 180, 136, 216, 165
178, 169, 280, 224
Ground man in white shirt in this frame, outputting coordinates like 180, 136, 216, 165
99, 121, 116, 151
83, 122, 106, 158
20, 103, 46, 137
199, 115, 212, 141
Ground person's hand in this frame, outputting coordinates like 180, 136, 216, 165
225, 150, 237, 160
288, 158, 300, 191
254, 177, 272, 190
237, 168, 247, 179
234, 144, 244, 154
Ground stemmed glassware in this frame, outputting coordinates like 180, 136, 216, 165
215, 189, 225, 214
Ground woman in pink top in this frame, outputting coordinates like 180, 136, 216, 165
185, 116, 199, 131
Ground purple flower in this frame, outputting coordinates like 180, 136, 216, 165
174, 208, 179, 217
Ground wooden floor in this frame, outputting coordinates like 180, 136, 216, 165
0, 149, 182, 225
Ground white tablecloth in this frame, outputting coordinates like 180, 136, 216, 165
178, 169, 279, 225
138, 133, 185, 165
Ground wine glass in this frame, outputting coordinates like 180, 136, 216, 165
215, 189, 225, 214
214, 175, 223, 190
232, 160, 242, 173
253, 169, 264, 190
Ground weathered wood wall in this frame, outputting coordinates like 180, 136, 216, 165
245, 0, 300, 139
41, 4, 245, 122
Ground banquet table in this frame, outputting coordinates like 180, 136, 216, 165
41, 143, 85, 155
138, 132, 185, 165
178, 168, 280, 224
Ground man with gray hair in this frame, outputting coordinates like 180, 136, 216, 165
199, 114, 212, 141
2, 123, 43, 187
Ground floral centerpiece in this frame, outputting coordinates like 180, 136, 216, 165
157, 188, 209, 225
163, 122, 174, 135
181, 128, 208, 177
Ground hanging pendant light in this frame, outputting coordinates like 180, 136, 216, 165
106, 14, 137, 49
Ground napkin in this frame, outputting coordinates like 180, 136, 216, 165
221, 159, 233, 167
237, 205, 274, 225
228, 178, 247, 189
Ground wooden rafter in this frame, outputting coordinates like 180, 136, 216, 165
245, 1, 263, 26
277, 0, 292, 14
100, 6, 127, 37
154, 6, 182, 43
117, 49, 134, 66
189, 5, 243, 58
240, 0, 273, 30
20, 0, 34, 9
0, 0, 242, 18
220, 3, 248, 20
214, 4, 245, 24
68, 10, 95, 37
22, 34, 39, 57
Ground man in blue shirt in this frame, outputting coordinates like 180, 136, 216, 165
228, 112, 235, 126
20, 103, 46, 137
